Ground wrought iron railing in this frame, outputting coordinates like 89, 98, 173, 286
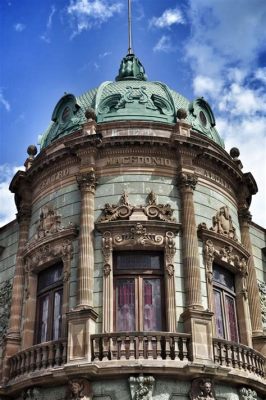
90, 332, 191, 361
213, 338, 265, 377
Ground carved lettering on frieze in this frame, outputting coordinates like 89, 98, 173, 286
203, 170, 232, 192
39, 168, 69, 191
106, 156, 173, 167
99, 191, 176, 223
0, 280, 12, 344
239, 387, 257, 400
189, 379, 216, 400
129, 375, 155, 400
114, 223, 164, 247
210, 206, 237, 240
68, 378, 91, 400
258, 281, 266, 324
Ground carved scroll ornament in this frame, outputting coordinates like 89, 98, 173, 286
114, 223, 164, 247
99, 191, 176, 223
239, 387, 257, 400
204, 239, 247, 276
129, 375, 155, 400
25, 239, 73, 272
258, 281, 266, 324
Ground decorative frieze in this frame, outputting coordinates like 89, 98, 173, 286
239, 387, 257, 400
114, 223, 164, 247
258, 281, 266, 324
189, 378, 216, 400
0, 280, 12, 345
129, 375, 155, 400
99, 191, 176, 223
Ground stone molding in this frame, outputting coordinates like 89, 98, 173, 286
129, 375, 155, 400
99, 191, 176, 224
239, 387, 257, 400
189, 378, 216, 400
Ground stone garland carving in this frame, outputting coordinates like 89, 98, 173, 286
99, 191, 176, 223
165, 231, 176, 276
258, 281, 266, 324
204, 239, 247, 276
239, 387, 257, 400
210, 205, 237, 240
0, 280, 12, 344
129, 375, 155, 400
114, 223, 164, 247
25, 240, 73, 272
189, 378, 216, 400
68, 379, 91, 400
102, 231, 112, 276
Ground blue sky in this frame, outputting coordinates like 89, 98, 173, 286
0, 0, 266, 227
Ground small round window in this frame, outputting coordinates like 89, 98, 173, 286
62, 106, 71, 123
199, 110, 207, 127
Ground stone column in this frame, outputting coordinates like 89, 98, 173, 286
178, 172, 202, 309
76, 169, 96, 309
238, 209, 263, 335
3, 205, 31, 382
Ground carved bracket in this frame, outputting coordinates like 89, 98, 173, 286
99, 191, 176, 223
129, 375, 155, 400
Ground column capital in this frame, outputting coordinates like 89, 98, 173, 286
76, 169, 97, 194
238, 208, 252, 224
177, 172, 198, 191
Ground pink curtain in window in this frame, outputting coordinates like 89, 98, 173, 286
116, 279, 135, 331
143, 279, 162, 331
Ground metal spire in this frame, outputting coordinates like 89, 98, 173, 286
128, 0, 133, 54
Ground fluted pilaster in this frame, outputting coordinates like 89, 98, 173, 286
238, 209, 263, 335
76, 170, 96, 308
178, 173, 202, 309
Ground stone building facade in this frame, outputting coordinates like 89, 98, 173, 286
0, 53, 265, 399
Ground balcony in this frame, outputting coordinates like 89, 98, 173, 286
91, 332, 191, 361
213, 338, 265, 377
9, 339, 67, 381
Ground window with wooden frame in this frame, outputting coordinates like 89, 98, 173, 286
35, 262, 63, 344
213, 264, 239, 343
113, 251, 165, 332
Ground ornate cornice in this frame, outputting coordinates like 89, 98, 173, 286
99, 191, 176, 223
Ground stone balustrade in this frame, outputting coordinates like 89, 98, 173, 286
91, 332, 191, 361
213, 338, 265, 377
9, 339, 67, 380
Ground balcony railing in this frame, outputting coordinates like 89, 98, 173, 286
213, 338, 265, 377
9, 339, 67, 380
90, 332, 191, 361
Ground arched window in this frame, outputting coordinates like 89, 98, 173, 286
35, 262, 63, 343
113, 251, 165, 332
213, 264, 239, 342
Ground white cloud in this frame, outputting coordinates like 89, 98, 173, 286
67, 0, 123, 37
0, 90, 10, 112
99, 51, 112, 58
40, 5, 56, 43
14, 23, 26, 32
185, 0, 266, 227
150, 7, 184, 28
153, 35, 175, 53
255, 67, 266, 85
0, 165, 24, 227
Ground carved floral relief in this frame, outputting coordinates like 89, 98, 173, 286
0, 280, 12, 344
239, 387, 257, 400
129, 375, 155, 400
258, 281, 266, 324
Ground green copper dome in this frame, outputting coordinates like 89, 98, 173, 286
40, 55, 224, 149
